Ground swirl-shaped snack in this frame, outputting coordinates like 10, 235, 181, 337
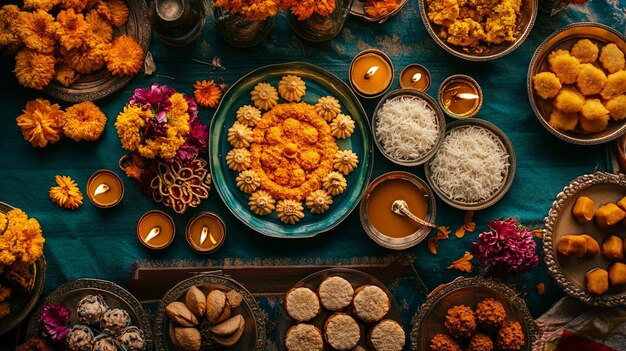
306, 190, 333, 214
315, 96, 341, 121
330, 114, 355, 139
251, 83, 279, 111
276, 199, 305, 224
226, 148, 251, 171
236, 105, 262, 127
278, 75, 306, 102
236, 170, 261, 194
227, 122, 253, 148
333, 150, 359, 175
248, 190, 276, 216
323, 171, 347, 196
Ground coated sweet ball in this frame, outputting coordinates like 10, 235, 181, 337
474, 298, 506, 331
496, 321, 525, 351
444, 305, 476, 339
430, 333, 461, 351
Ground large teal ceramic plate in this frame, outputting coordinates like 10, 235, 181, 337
209, 62, 373, 238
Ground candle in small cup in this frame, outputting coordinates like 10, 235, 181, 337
399, 64, 431, 92
186, 212, 226, 254
350, 49, 394, 98
438, 75, 483, 119
86, 170, 124, 208
137, 210, 175, 250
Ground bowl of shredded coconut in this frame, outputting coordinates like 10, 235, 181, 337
425, 119, 516, 210
372, 89, 446, 166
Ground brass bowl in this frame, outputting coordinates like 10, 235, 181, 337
527, 22, 626, 145
419, 0, 537, 61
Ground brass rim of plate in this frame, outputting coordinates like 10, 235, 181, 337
185, 212, 226, 254
438, 74, 483, 119
86, 169, 125, 208
399, 64, 431, 92
349, 49, 395, 99
136, 210, 175, 250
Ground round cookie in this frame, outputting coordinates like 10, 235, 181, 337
368, 319, 405, 351
318, 276, 354, 311
284, 323, 323, 351
324, 313, 360, 350
284, 287, 320, 322
352, 285, 390, 323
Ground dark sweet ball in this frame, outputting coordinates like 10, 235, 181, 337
475, 298, 506, 331
444, 305, 476, 340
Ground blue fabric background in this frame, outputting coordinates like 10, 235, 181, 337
1, 0, 625, 348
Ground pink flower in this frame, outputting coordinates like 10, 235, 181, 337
39, 303, 71, 342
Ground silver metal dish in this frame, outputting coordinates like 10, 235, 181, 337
410, 276, 537, 351
424, 119, 516, 211
527, 22, 626, 145
154, 273, 267, 351
419, 0, 537, 61
543, 172, 626, 306
372, 89, 446, 166
359, 171, 437, 250
350, 0, 409, 23
26, 278, 153, 348
276, 267, 404, 351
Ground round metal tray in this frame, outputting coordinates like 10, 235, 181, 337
154, 274, 266, 351
544, 172, 626, 306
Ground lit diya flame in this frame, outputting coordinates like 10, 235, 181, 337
93, 183, 110, 196
364, 66, 379, 80
199, 225, 217, 245
411, 73, 422, 83
145, 226, 161, 243
454, 93, 479, 100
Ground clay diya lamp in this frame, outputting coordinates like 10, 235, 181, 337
399, 64, 431, 92
349, 49, 394, 99
86, 170, 124, 208
185, 212, 226, 254
438, 74, 483, 119
137, 210, 175, 250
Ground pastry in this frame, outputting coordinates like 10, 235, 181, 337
185, 286, 206, 318
236, 170, 261, 194
602, 235, 624, 261
323, 171, 347, 196
606, 95, 626, 120
466, 332, 494, 351
251, 83, 278, 111
532, 72, 562, 99
236, 105, 262, 127
596, 203, 625, 228
572, 196, 595, 223
580, 112, 609, 133
227, 122, 253, 148
444, 305, 476, 339
226, 290, 243, 309
324, 313, 360, 350
576, 64, 607, 96
100, 308, 131, 336
495, 321, 525, 351
315, 96, 341, 121
599, 43, 625, 73
548, 50, 580, 84
118, 326, 146, 351
225, 148, 251, 171
548, 109, 578, 131
206, 290, 227, 324
306, 190, 333, 214
248, 190, 276, 216
276, 199, 305, 224
581, 234, 600, 257
430, 333, 461, 351
330, 114, 355, 139
609, 262, 626, 286
76, 295, 109, 325
66, 325, 94, 351
166, 301, 198, 327
368, 319, 405, 351
93, 334, 122, 351
557, 235, 588, 257
474, 298, 506, 331
553, 86, 584, 113
212, 314, 245, 347
333, 150, 359, 175
352, 285, 390, 323
570, 39, 599, 64
318, 276, 354, 311
278, 75, 306, 102
581, 99, 610, 121
284, 287, 320, 322
600, 70, 626, 100
284, 324, 323, 351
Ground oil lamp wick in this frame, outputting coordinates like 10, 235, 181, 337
454, 92, 479, 100
364, 66, 379, 80
411, 73, 422, 83
145, 226, 161, 243
93, 183, 110, 196
200, 225, 209, 245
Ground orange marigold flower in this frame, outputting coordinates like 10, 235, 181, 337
61, 101, 107, 141
115, 105, 146, 151
14, 49, 55, 90
364, 0, 398, 18
59, 0, 88, 11
63, 43, 107, 74
244, 0, 280, 21
168, 93, 189, 118
105, 0, 129, 26
85, 9, 113, 44
215, 0, 245, 13
123, 164, 142, 179
49, 175, 83, 209
1, 209, 45, 266
23, 0, 61, 11
105, 35, 144, 77
289, 0, 335, 19
0, 5, 22, 50
16, 99, 64, 148
193, 80, 222, 108
15, 10, 58, 54
54, 65, 80, 87
56, 9, 93, 51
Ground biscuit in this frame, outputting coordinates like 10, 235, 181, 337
352, 285, 390, 323
369, 319, 405, 351
285, 324, 323, 351
318, 276, 354, 311
285, 287, 320, 322
324, 313, 360, 350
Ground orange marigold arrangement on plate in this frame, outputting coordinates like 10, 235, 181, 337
0, 0, 144, 91
115, 83, 212, 214
16, 99, 107, 147
213, 0, 336, 21
226, 77, 359, 224
0, 206, 45, 319
364, 0, 400, 19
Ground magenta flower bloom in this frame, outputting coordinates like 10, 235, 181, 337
129, 83, 174, 118
39, 303, 71, 342
471, 218, 538, 277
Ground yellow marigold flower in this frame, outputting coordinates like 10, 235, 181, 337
168, 93, 189, 118
193, 80, 222, 108
14, 49, 55, 90
105, 35, 144, 77
105, 0, 129, 26
54, 65, 80, 87
59, 0, 88, 11
244, 0, 280, 21
15, 10, 58, 54
49, 175, 83, 210
56, 9, 93, 51
63, 42, 107, 74
85, 9, 113, 44
0, 5, 22, 49
61, 101, 107, 142
169, 113, 190, 136
23, 0, 61, 11
138, 135, 185, 160
16, 99, 64, 148
115, 105, 146, 151
1, 209, 45, 266
123, 164, 142, 179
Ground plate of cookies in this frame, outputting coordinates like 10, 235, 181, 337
410, 276, 537, 351
544, 172, 626, 306
277, 268, 405, 351
528, 22, 626, 145
154, 274, 266, 351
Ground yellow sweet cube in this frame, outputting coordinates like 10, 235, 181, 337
586, 268, 609, 295
595, 203, 625, 228
572, 196, 595, 223
609, 262, 626, 286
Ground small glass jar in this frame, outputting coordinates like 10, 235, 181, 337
148, 0, 206, 47
213, 6, 273, 48
288, 0, 355, 42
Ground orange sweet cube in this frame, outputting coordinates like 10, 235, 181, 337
603, 235, 624, 261
609, 262, 626, 286
595, 203, 625, 228
581, 234, 600, 257
586, 268, 609, 295
572, 196, 595, 223
557, 235, 588, 257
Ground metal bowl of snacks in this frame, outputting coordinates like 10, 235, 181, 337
372, 89, 446, 166
419, 0, 537, 61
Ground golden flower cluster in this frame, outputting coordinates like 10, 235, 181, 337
0, 209, 45, 269
194, 80, 222, 108
214, 0, 336, 21
1, 0, 144, 90
49, 175, 84, 209
364, 0, 399, 19
282, 0, 336, 20
16, 98, 107, 148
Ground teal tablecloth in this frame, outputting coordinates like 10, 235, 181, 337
1, 0, 625, 349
